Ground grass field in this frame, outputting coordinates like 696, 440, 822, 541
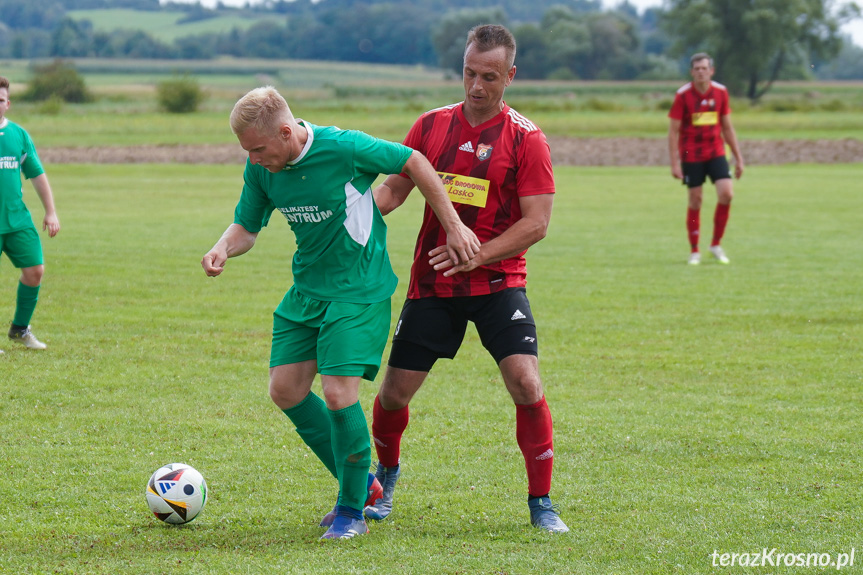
66, 9, 276, 43
0, 163, 860, 574
1, 58, 862, 142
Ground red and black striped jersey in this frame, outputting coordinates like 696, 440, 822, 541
669, 81, 731, 163
399, 102, 555, 299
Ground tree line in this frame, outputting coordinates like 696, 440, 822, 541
1, 0, 861, 94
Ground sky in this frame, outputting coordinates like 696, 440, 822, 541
163, 0, 863, 47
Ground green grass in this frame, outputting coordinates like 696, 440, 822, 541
66, 9, 276, 43
1, 58, 862, 141
8, 106, 863, 148
1, 163, 861, 573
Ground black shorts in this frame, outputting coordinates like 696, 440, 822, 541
682, 156, 731, 188
388, 287, 538, 372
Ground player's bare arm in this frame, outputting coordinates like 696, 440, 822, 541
201, 223, 258, 277
373, 174, 414, 216
720, 115, 745, 179
31, 174, 60, 237
431, 193, 554, 277
401, 151, 480, 264
668, 119, 683, 179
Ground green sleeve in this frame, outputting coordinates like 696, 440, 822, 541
349, 130, 413, 182
233, 161, 274, 233
21, 130, 45, 180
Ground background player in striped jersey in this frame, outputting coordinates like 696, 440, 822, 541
367, 24, 569, 533
668, 53, 745, 265
0, 76, 60, 353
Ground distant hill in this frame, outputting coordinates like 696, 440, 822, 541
66, 8, 276, 42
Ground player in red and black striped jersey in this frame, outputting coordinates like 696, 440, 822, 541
366, 25, 568, 533
668, 53, 744, 265
400, 98, 554, 299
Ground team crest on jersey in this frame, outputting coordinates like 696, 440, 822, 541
476, 144, 493, 162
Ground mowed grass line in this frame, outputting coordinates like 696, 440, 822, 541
66, 9, 276, 43
12, 105, 863, 147
0, 164, 860, 574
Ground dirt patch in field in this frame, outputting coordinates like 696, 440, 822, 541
39, 138, 863, 166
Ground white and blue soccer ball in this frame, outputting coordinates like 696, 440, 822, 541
145, 463, 207, 524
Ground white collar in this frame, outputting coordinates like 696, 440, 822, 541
286, 120, 314, 166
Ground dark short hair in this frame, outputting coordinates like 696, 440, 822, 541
690, 52, 714, 68
465, 24, 516, 69
0, 76, 9, 91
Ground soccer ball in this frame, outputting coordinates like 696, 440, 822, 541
145, 463, 208, 524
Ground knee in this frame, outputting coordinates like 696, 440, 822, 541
687, 192, 703, 211
507, 376, 544, 406
378, 388, 406, 411
377, 376, 412, 411
269, 378, 300, 409
20, 265, 44, 287
716, 179, 734, 204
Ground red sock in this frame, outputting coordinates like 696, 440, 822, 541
687, 208, 700, 252
371, 395, 409, 468
712, 203, 731, 246
515, 396, 554, 498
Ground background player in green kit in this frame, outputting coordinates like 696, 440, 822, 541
201, 86, 479, 540
0, 76, 60, 354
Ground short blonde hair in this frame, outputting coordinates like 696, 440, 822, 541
229, 86, 292, 136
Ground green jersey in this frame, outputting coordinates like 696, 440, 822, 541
0, 119, 45, 233
233, 122, 412, 304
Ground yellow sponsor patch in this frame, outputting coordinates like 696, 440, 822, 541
438, 172, 490, 208
692, 111, 719, 126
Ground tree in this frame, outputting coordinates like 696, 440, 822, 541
282, 3, 436, 64
22, 59, 93, 103
50, 17, 95, 57
540, 7, 592, 79
539, 6, 640, 80
814, 33, 863, 78
662, 0, 861, 100
512, 23, 552, 79
431, 8, 508, 73
157, 74, 205, 113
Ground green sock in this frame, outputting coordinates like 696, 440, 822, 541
282, 392, 337, 478
330, 401, 371, 511
13, 282, 40, 327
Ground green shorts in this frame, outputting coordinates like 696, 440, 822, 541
0, 225, 43, 269
270, 287, 392, 381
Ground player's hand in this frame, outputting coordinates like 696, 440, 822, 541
43, 213, 60, 237
734, 161, 744, 179
201, 249, 227, 277
429, 244, 481, 277
671, 164, 683, 180
444, 223, 481, 267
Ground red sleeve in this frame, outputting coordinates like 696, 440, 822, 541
668, 92, 685, 120
517, 129, 555, 197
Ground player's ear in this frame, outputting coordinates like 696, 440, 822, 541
279, 124, 291, 141
506, 66, 516, 86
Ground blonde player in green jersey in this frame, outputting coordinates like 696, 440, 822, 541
202, 86, 479, 540
0, 76, 60, 354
